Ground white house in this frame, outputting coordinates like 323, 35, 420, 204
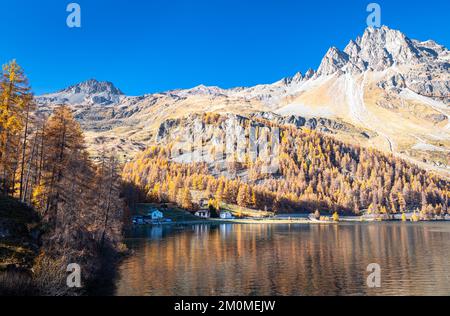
149, 209, 164, 220
194, 210, 210, 219
220, 211, 234, 219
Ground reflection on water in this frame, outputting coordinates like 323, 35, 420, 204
115, 223, 450, 296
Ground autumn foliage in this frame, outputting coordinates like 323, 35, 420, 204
0, 61, 125, 295
123, 116, 449, 215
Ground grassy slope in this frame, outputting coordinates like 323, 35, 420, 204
221, 203, 274, 218
0, 196, 39, 270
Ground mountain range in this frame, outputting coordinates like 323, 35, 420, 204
36, 25, 450, 177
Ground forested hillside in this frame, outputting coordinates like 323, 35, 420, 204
123, 114, 450, 215
0, 61, 125, 295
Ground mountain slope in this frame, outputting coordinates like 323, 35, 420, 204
36, 26, 450, 176
122, 113, 450, 215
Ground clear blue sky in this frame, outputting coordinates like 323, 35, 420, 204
1, 0, 449, 95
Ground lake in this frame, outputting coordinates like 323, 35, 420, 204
114, 222, 450, 296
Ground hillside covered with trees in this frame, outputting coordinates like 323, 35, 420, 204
123, 114, 450, 216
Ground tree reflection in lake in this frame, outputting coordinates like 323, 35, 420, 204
115, 223, 450, 296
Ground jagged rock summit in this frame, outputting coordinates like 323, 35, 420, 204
318, 26, 449, 76
38, 79, 124, 106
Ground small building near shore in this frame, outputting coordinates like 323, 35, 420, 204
220, 211, 234, 219
195, 210, 211, 219
149, 209, 164, 220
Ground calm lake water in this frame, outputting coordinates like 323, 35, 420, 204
114, 222, 450, 296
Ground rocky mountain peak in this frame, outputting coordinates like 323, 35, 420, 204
304, 68, 315, 79
175, 84, 227, 97
61, 79, 123, 96
278, 72, 304, 86
315, 25, 449, 77
37, 79, 124, 106
344, 40, 361, 57
292, 71, 303, 82
357, 25, 422, 70
317, 47, 349, 76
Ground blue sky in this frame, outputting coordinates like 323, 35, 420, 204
0, 0, 449, 95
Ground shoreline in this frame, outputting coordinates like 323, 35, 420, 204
133, 217, 450, 226
134, 204, 450, 227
